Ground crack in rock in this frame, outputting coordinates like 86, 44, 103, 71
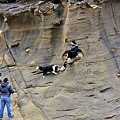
56, 108, 77, 111
100, 85, 112, 93
104, 114, 116, 119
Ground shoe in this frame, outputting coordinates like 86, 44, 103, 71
76, 55, 79, 58
67, 58, 72, 63
9, 115, 14, 119
60, 66, 66, 71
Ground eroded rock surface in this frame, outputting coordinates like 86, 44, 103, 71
0, 0, 120, 120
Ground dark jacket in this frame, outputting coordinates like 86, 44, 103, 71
71, 44, 78, 56
0, 82, 14, 97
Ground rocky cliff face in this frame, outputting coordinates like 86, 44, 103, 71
0, 0, 120, 120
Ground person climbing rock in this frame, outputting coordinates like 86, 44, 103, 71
0, 78, 14, 119
66, 40, 78, 63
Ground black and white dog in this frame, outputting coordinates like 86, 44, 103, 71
36, 64, 59, 78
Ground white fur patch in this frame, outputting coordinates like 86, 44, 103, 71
52, 65, 56, 72
36, 66, 39, 70
52, 65, 58, 74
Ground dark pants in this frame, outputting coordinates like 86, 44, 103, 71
68, 50, 77, 59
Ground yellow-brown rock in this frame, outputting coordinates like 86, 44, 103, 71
0, 0, 120, 120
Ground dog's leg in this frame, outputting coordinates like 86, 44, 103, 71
52, 71, 57, 74
43, 72, 46, 78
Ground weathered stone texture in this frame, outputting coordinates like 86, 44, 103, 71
0, 0, 120, 120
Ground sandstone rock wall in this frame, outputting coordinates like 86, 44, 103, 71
0, 0, 120, 120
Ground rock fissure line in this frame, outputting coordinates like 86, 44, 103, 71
4, 31, 16, 63
52, 114, 81, 119
110, 0, 120, 50
62, 3, 69, 51
14, 71, 49, 120
56, 107, 77, 111
99, 1, 120, 74
2, 30, 49, 120
96, 1, 120, 73
9, 69, 49, 120
99, 2, 120, 72
7, 68, 26, 120
111, 0, 119, 35
104, 114, 116, 119
100, 29, 120, 72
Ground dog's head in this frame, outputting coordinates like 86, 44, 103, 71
36, 66, 43, 71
